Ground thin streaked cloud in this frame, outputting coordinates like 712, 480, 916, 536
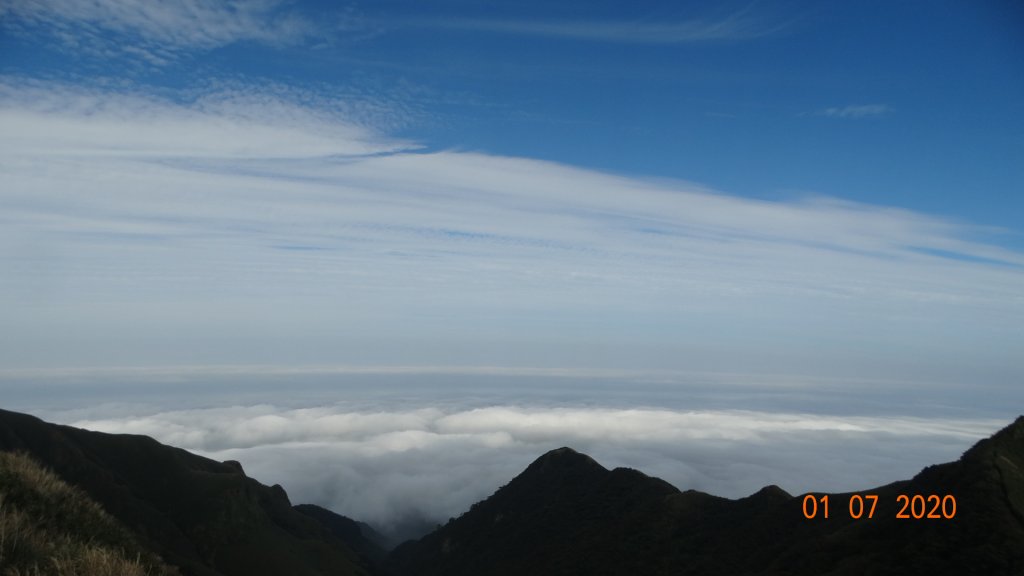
0, 0, 322, 63
401, 11, 787, 44
0, 79, 413, 158
817, 104, 892, 118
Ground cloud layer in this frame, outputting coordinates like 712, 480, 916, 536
61, 403, 1006, 541
1, 78, 1022, 393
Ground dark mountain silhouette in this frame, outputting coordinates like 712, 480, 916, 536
0, 408, 383, 576
2, 407, 1022, 575
294, 504, 388, 564
390, 417, 1024, 576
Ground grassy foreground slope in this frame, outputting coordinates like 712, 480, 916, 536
0, 451, 177, 576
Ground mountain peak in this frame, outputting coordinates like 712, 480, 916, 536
745, 484, 792, 501
536, 446, 597, 463
961, 414, 1024, 463
987, 415, 1024, 445
521, 447, 606, 478
1001, 415, 1024, 439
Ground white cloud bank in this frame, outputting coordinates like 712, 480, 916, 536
63, 403, 1007, 539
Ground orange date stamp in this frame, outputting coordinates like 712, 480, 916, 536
802, 493, 956, 519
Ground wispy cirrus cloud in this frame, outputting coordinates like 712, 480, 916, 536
0, 79, 413, 158
1, 78, 1022, 388
402, 9, 787, 44
817, 104, 892, 118
0, 0, 321, 64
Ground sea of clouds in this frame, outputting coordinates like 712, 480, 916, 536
10, 368, 1008, 544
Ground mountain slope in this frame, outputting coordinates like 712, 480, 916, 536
0, 450, 178, 576
0, 408, 378, 576
295, 504, 388, 565
390, 417, 1024, 576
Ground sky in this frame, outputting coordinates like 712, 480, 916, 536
1, 0, 1023, 542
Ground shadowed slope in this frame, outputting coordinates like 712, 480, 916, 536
0, 408, 377, 576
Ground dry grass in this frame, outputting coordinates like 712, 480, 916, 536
0, 451, 177, 576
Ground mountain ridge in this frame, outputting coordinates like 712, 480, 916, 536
0, 408, 381, 576
390, 416, 1024, 575
2, 408, 1022, 575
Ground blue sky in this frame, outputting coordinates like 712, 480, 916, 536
2, 0, 1022, 398
1, 0, 1023, 536
3, 1, 1022, 230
